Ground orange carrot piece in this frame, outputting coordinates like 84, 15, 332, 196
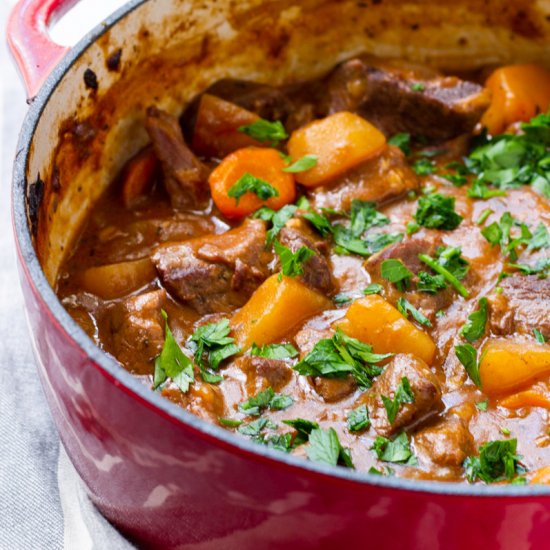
531, 466, 550, 484
499, 388, 550, 410
121, 146, 158, 208
209, 147, 296, 219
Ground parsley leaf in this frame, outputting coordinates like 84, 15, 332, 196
414, 193, 463, 230
219, 417, 243, 428
363, 283, 384, 296
464, 439, 525, 484
307, 427, 354, 468
372, 432, 416, 464
283, 155, 318, 173
507, 258, 550, 277
417, 271, 447, 294
380, 259, 413, 291
467, 180, 507, 200
460, 297, 488, 342
238, 119, 288, 145
455, 343, 481, 387
282, 418, 319, 446
294, 328, 391, 389
418, 247, 470, 298
476, 400, 489, 412
228, 172, 279, 204
347, 405, 370, 432
412, 158, 435, 176
238, 417, 277, 438
154, 310, 195, 392
189, 318, 240, 381
396, 297, 432, 327
528, 222, 550, 251
410, 82, 426, 92
381, 377, 415, 424
238, 387, 294, 416
388, 133, 411, 155
254, 204, 297, 245
534, 329, 547, 344
250, 342, 298, 360
274, 240, 315, 280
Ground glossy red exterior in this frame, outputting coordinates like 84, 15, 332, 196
8, 0, 550, 548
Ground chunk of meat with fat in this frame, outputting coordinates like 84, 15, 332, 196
357, 353, 443, 437
278, 224, 333, 294
312, 376, 357, 402
413, 415, 474, 468
145, 106, 209, 209
322, 57, 490, 140
152, 219, 271, 314
108, 289, 166, 375
308, 146, 418, 211
488, 275, 550, 339
235, 355, 293, 392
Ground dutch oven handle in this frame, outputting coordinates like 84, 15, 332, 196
7, 0, 81, 99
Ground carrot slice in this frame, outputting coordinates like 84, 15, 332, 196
121, 146, 158, 208
531, 466, 550, 484
192, 94, 261, 158
209, 147, 296, 219
481, 65, 550, 135
499, 388, 550, 410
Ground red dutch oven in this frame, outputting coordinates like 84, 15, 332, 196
7, 0, 550, 548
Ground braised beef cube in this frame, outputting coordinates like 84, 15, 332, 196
312, 376, 357, 402
358, 353, 443, 437
162, 383, 226, 422
321, 58, 490, 141
152, 219, 271, 314
414, 416, 474, 467
309, 146, 418, 211
108, 289, 167, 375
294, 326, 333, 356
236, 355, 293, 392
145, 106, 209, 209
489, 275, 550, 339
278, 224, 333, 294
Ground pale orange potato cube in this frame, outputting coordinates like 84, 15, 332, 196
336, 295, 436, 365
479, 339, 550, 397
481, 65, 550, 135
231, 274, 331, 350
287, 111, 386, 187
79, 258, 156, 300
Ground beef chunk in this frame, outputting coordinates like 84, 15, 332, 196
152, 219, 271, 314
294, 326, 333, 356
108, 289, 166, 374
278, 224, 333, 294
321, 58, 490, 141
236, 355, 293, 392
488, 274, 550, 339
414, 415, 474, 467
309, 146, 418, 211
358, 353, 443, 437
145, 106, 209, 209
366, 236, 454, 320
312, 376, 357, 402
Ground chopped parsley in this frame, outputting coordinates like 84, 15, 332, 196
388, 132, 411, 155
417, 271, 447, 294
294, 328, 391, 389
412, 158, 436, 176
238, 387, 294, 416
283, 154, 318, 173
154, 310, 195, 392
250, 342, 298, 360
306, 427, 354, 468
406, 221, 420, 235
467, 180, 507, 200
414, 193, 463, 230
238, 119, 288, 145
189, 318, 240, 382
372, 432, 416, 464
254, 204, 297, 245
363, 283, 384, 296
418, 247, 470, 298
460, 297, 488, 342
475, 208, 493, 225
396, 297, 432, 327
464, 439, 525, 484
219, 417, 243, 428
273, 240, 315, 280
381, 377, 415, 424
282, 418, 319, 446
347, 404, 370, 432
507, 258, 550, 277
534, 329, 547, 343
380, 259, 413, 291
410, 82, 426, 92
454, 343, 481, 387
368, 466, 395, 476
476, 400, 489, 412
228, 172, 279, 204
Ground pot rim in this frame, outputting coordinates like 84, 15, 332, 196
12, 0, 550, 498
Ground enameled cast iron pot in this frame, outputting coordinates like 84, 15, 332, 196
7, 0, 550, 547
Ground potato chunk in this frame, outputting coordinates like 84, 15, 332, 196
287, 111, 386, 187
479, 339, 550, 397
336, 295, 436, 365
231, 274, 331, 349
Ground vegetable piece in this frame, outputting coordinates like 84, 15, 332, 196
209, 147, 296, 219
531, 466, 550, 484
287, 111, 386, 187
78, 258, 156, 300
192, 94, 261, 157
121, 147, 158, 208
464, 439, 524, 484
479, 339, 550, 397
481, 65, 550, 135
231, 274, 331, 349
337, 295, 436, 365
499, 388, 550, 411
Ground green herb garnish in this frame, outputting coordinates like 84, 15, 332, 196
238, 119, 288, 145
460, 297, 488, 342
396, 297, 432, 327
372, 432, 416, 464
274, 240, 315, 280
283, 154, 318, 173
464, 439, 525, 484
250, 342, 298, 360
307, 427, 354, 468
347, 404, 370, 432
381, 377, 415, 424
238, 387, 294, 416
455, 343, 481, 387
380, 259, 413, 292
228, 172, 279, 204
414, 193, 463, 230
